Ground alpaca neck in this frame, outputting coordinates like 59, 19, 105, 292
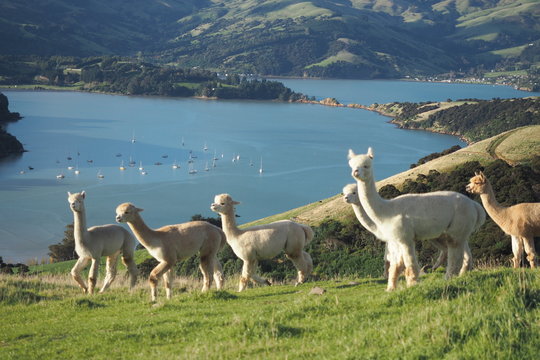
351, 202, 379, 236
356, 175, 389, 226
72, 207, 88, 247
479, 183, 508, 227
220, 209, 242, 238
127, 213, 160, 248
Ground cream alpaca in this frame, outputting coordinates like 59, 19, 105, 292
342, 184, 472, 276
467, 171, 540, 268
116, 203, 225, 302
68, 191, 138, 294
211, 193, 313, 291
343, 184, 452, 278
348, 148, 484, 291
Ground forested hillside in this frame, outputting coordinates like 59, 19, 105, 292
0, 93, 24, 159
1, 0, 539, 80
372, 97, 540, 142
0, 56, 308, 101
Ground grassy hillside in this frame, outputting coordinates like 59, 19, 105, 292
1, 268, 539, 359
2, 0, 539, 79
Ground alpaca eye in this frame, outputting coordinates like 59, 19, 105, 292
221, 203, 225, 206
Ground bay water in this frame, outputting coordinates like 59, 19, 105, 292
1, 80, 537, 262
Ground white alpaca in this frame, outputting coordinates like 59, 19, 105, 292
342, 183, 471, 276
210, 193, 313, 291
67, 191, 138, 294
347, 148, 485, 291
116, 203, 225, 302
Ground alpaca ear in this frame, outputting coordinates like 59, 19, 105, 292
347, 149, 356, 160
367, 147, 374, 159
136, 207, 144, 212
81, 191, 86, 198
67, 191, 72, 196
232, 201, 241, 205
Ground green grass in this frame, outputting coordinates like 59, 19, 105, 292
1, 268, 539, 359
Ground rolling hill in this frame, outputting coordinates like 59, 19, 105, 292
1, 0, 539, 78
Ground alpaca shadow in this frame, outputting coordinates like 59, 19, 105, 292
335, 278, 386, 289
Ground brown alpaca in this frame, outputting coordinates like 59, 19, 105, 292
466, 171, 540, 268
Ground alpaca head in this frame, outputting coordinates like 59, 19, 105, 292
348, 147, 374, 182
210, 193, 240, 215
466, 171, 489, 195
67, 191, 86, 212
115, 202, 143, 223
342, 183, 360, 204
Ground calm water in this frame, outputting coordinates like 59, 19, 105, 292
1, 80, 537, 261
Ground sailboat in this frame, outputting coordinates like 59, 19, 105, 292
128, 156, 136, 167
172, 160, 180, 169
203, 142, 208, 151
259, 158, 264, 174
188, 162, 197, 174
204, 161, 210, 171
212, 158, 217, 168
138, 161, 144, 171
131, 131, 136, 143
97, 169, 105, 179
119, 160, 126, 171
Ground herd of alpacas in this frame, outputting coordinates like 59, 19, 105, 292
66, 147, 540, 301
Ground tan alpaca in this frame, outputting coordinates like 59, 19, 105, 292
467, 171, 540, 268
115, 203, 226, 302
67, 191, 138, 294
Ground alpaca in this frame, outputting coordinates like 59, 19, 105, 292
466, 171, 540, 268
67, 191, 138, 294
342, 183, 471, 277
347, 148, 485, 291
210, 193, 313, 291
115, 203, 225, 301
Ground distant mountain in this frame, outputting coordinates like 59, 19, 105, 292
1, 0, 539, 78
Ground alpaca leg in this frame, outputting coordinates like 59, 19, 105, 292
383, 244, 390, 278
286, 251, 310, 285
522, 237, 537, 268
511, 235, 524, 268
122, 255, 139, 290
303, 251, 313, 277
398, 240, 419, 287
162, 269, 174, 299
459, 242, 473, 276
239, 260, 269, 292
100, 254, 119, 293
199, 256, 213, 292
430, 238, 447, 271
149, 261, 173, 302
386, 258, 404, 292
446, 242, 465, 279
87, 258, 100, 295
212, 258, 224, 290
71, 257, 90, 293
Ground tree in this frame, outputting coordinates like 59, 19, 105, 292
48, 223, 76, 262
